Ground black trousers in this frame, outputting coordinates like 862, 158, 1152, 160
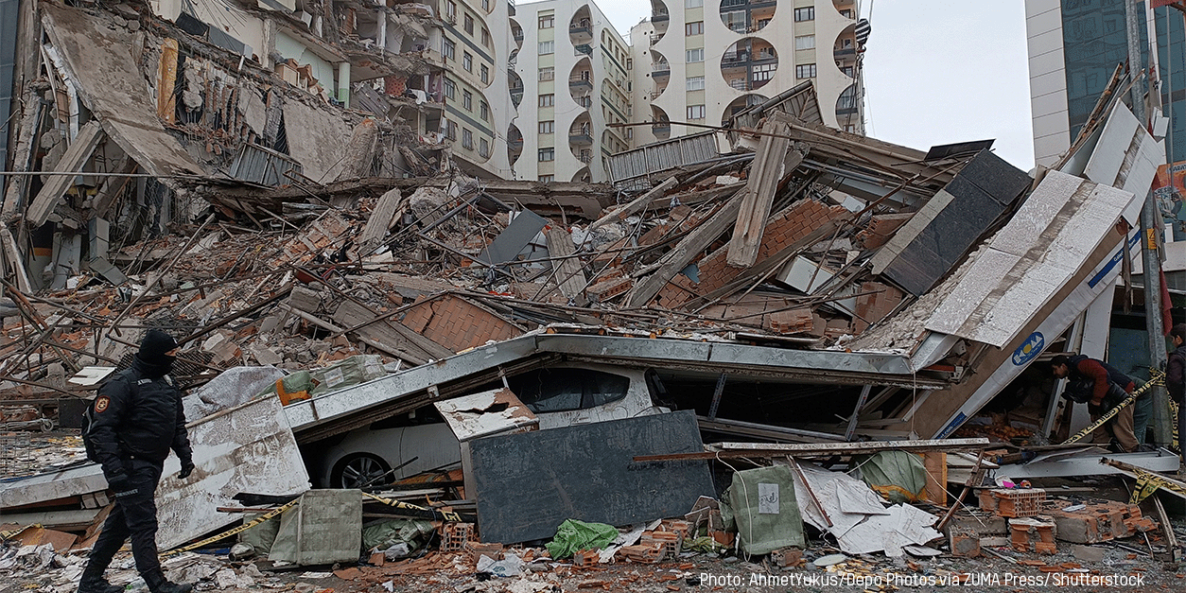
85, 459, 164, 577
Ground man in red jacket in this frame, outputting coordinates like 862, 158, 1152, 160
1051, 354, 1141, 452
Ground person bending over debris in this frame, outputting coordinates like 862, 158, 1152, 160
1051, 354, 1145, 452
79, 330, 194, 593
1166, 323, 1186, 475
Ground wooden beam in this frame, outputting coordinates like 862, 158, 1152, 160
544, 227, 587, 304
625, 189, 745, 308
157, 39, 179, 123
24, 120, 105, 228
333, 299, 453, 361
588, 176, 677, 231
727, 116, 796, 268
0, 223, 33, 292
632, 437, 991, 461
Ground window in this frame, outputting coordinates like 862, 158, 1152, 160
626, 58, 633, 70
539, 15, 554, 29
444, 78, 456, 99
482, 0, 490, 11
479, 101, 489, 121
685, 21, 703, 36
795, 35, 815, 50
842, 66, 854, 77
539, 41, 554, 55
480, 64, 489, 84
539, 120, 555, 134
462, 128, 473, 149
844, 124, 856, 133
463, 52, 473, 72
686, 48, 704, 63
794, 7, 815, 21
479, 138, 489, 157
685, 0, 702, 7
446, 1, 456, 21
446, 120, 457, 140
539, 66, 554, 81
687, 104, 705, 120
506, 368, 629, 413
538, 175, 554, 183
686, 76, 705, 91
464, 13, 474, 35
538, 148, 555, 162
626, 128, 633, 140
539, 94, 554, 107
442, 38, 456, 60
462, 90, 472, 110
796, 64, 817, 79
482, 28, 491, 48
841, 9, 854, 18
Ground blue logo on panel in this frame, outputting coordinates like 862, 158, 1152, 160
1012, 332, 1044, 366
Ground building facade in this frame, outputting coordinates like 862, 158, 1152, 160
627, 0, 865, 147
508, 1, 634, 182
1026, 0, 1185, 237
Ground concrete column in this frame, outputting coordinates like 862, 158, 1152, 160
337, 61, 351, 108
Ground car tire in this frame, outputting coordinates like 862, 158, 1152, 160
330, 453, 392, 489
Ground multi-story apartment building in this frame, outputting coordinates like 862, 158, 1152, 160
508, 1, 634, 182
1025, 0, 1184, 235
627, 0, 865, 147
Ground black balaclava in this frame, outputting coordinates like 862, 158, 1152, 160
138, 329, 178, 375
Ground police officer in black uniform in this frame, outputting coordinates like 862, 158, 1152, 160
79, 330, 194, 593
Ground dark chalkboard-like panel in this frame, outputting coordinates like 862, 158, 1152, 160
469, 410, 715, 544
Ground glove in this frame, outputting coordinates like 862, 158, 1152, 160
106, 473, 137, 498
179, 459, 195, 480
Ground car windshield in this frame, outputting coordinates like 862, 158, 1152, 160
509, 368, 630, 413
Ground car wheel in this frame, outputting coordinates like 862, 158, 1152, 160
331, 453, 392, 489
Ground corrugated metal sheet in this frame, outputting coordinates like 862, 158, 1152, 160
229, 143, 303, 187
606, 131, 719, 189
924, 170, 1139, 347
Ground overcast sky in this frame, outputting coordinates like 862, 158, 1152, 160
580, 0, 1036, 170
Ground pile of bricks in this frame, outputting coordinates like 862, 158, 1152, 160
572, 548, 599, 568
770, 547, 803, 567
586, 276, 633, 302
463, 541, 504, 561
1009, 516, 1058, 555
618, 542, 666, 563
440, 523, 475, 552
948, 526, 981, 558
767, 308, 815, 335
1043, 501, 1158, 544
980, 488, 1046, 517
640, 530, 681, 561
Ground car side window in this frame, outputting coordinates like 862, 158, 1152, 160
369, 405, 444, 430
509, 368, 630, 413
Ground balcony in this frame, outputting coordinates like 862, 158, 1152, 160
574, 44, 593, 56
652, 122, 671, 135
513, 31, 523, 43
652, 62, 670, 78
577, 153, 593, 164
834, 47, 857, 59
569, 131, 594, 145
652, 12, 669, 22
569, 77, 593, 92
570, 23, 592, 36
721, 52, 749, 68
510, 87, 524, 107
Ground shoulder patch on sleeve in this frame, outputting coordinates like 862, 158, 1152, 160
94, 396, 110, 413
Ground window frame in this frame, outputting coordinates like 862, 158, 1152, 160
538, 15, 554, 29
539, 120, 555, 134
538, 147, 555, 162
461, 128, 473, 150
687, 104, 706, 120
686, 76, 705, 91
685, 21, 703, 36
538, 40, 555, 55
539, 94, 555, 107
685, 48, 704, 63
794, 7, 815, 22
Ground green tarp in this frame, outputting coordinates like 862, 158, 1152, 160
544, 519, 619, 559
857, 450, 927, 504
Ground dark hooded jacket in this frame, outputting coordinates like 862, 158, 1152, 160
89, 355, 192, 479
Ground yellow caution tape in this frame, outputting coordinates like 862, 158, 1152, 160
363, 492, 463, 522
1171, 398, 1181, 454
1128, 466, 1186, 505
1062, 369, 1164, 446
160, 499, 299, 557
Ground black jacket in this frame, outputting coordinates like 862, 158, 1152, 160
1168, 345, 1186, 402
90, 356, 192, 479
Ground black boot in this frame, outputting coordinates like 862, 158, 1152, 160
142, 570, 192, 593
77, 563, 124, 593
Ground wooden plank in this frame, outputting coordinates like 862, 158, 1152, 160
922, 452, 948, 504
358, 188, 402, 251
587, 176, 677, 231
727, 117, 795, 268
280, 304, 425, 366
157, 38, 179, 122
544, 227, 586, 302
333, 299, 453, 361
632, 438, 991, 462
24, 120, 104, 228
625, 189, 745, 308
0, 223, 33, 292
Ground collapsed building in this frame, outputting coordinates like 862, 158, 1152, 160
1, 0, 1184, 585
